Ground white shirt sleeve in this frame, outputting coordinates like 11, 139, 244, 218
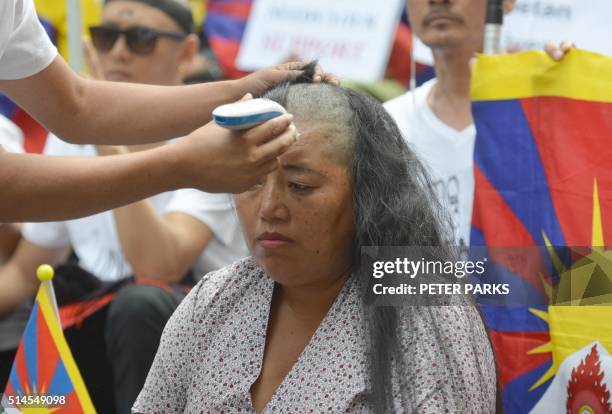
22, 221, 71, 249
163, 189, 248, 277
0, 115, 24, 154
0, 0, 58, 80
163, 189, 237, 246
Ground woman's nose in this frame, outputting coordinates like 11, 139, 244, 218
259, 183, 289, 222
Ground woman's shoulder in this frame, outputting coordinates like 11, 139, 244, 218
188, 256, 270, 315
397, 304, 491, 352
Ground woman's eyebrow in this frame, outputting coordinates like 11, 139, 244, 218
281, 163, 324, 177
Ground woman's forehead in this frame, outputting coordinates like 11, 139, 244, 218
281, 129, 326, 160
280, 126, 349, 170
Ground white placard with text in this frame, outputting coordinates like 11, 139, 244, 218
237, 0, 404, 82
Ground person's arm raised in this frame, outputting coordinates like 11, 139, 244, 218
0, 114, 296, 222
0, 56, 326, 145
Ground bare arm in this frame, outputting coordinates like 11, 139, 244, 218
0, 145, 178, 222
0, 223, 21, 263
0, 114, 296, 222
0, 56, 311, 145
114, 205, 213, 283
0, 239, 70, 318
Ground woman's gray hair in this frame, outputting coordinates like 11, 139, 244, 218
260, 63, 495, 412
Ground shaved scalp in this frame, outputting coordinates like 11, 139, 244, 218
263, 81, 354, 165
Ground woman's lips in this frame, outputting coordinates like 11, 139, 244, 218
257, 232, 293, 249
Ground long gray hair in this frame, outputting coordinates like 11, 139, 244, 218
260, 63, 495, 412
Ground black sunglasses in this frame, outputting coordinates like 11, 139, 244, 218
89, 25, 187, 55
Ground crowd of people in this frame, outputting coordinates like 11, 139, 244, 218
0, 0, 578, 412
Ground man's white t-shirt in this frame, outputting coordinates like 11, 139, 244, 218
0, 0, 57, 79
0, 114, 24, 153
384, 79, 475, 248
22, 135, 248, 282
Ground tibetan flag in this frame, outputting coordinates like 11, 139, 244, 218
2, 273, 96, 413
384, 20, 435, 87
204, 0, 252, 79
470, 50, 612, 413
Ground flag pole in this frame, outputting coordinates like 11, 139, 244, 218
67, 0, 84, 73
483, 0, 504, 55
36, 264, 60, 326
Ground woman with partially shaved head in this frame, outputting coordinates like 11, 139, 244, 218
134, 64, 496, 413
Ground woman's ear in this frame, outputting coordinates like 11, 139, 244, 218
503, 0, 517, 15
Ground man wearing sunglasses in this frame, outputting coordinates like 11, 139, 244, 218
87, 0, 198, 83
0, 0, 335, 222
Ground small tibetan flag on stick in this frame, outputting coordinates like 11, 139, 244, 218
1, 265, 96, 413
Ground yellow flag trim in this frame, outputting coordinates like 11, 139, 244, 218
36, 285, 96, 413
471, 49, 612, 103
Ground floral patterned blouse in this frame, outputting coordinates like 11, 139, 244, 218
133, 257, 496, 413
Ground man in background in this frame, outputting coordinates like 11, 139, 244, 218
385, 0, 571, 248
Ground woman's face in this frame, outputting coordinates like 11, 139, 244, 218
235, 122, 354, 289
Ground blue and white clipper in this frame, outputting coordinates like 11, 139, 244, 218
213, 98, 287, 130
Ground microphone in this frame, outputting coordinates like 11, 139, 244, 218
483, 0, 504, 54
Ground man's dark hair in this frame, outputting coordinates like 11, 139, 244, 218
105, 0, 194, 34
